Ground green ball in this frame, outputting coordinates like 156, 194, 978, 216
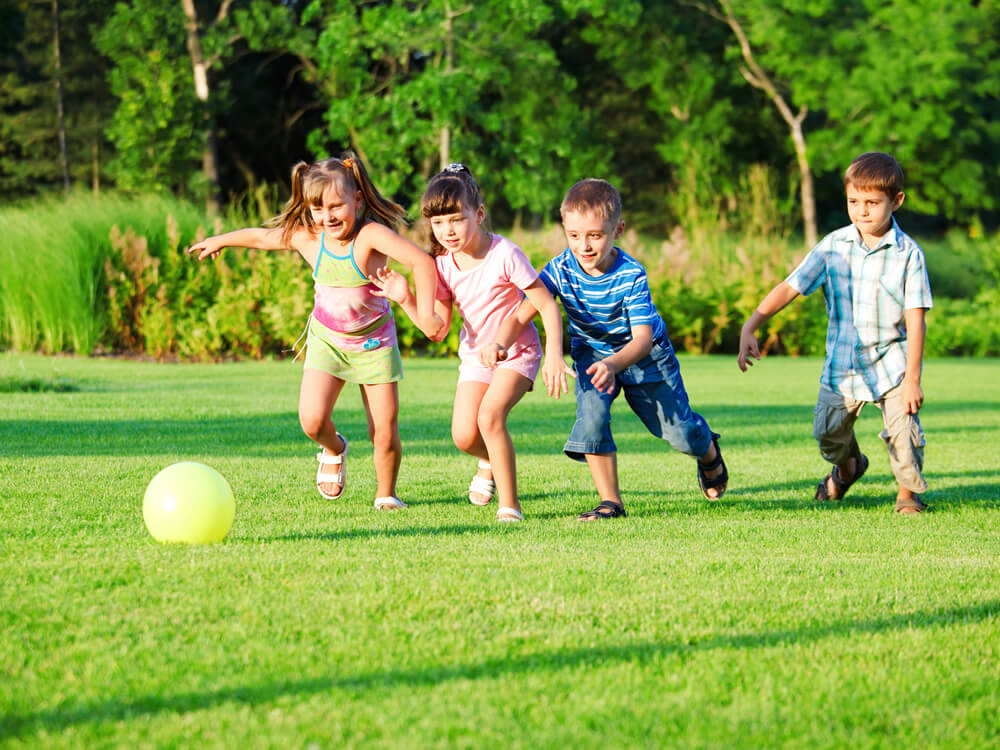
143, 462, 235, 544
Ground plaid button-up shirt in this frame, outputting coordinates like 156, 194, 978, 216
785, 219, 933, 401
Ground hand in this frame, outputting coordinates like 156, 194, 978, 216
542, 357, 576, 399
479, 343, 509, 369
368, 266, 412, 305
585, 358, 617, 393
737, 325, 762, 372
900, 378, 923, 414
187, 237, 225, 261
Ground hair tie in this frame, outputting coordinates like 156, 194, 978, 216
444, 162, 465, 173
342, 158, 354, 169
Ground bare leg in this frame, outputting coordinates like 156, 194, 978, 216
360, 382, 401, 500
452, 381, 493, 502
585, 452, 621, 504
476, 370, 533, 515
299, 368, 347, 497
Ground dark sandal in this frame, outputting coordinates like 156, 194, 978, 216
895, 495, 926, 514
577, 500, 627, 521
697, 436, 728, 500
815, 453, 869, 501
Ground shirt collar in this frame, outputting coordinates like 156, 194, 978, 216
852, 217, 901, 253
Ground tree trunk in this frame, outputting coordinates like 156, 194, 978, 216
52, 0, 70, 192
715, 0, 818, 247
181, 0, 222, 214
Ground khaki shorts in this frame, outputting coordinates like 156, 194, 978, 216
813, 384, 927, 493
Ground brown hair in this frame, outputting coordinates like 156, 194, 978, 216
270, 151, 406, 245
420, 163, 486, 257
844, 152, 904, 198
560, 178, 623, 227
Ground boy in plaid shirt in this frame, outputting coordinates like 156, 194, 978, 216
738, 152, 932, 514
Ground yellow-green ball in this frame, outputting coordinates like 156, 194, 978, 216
143, 462, 235, 544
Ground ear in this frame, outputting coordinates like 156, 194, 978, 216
892, 191, 905, 211
613, 219, 625, 239
476, 204, 486, 224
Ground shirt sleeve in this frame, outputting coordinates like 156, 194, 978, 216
504, 244, 540, 290
623, 269, 659, 327
903, 247, 934, 310
539, 260, 559, 298
784, 241, 828, 297
433, 259, 452, 301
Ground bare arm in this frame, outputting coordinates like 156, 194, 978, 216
586, 324, 654, 394
186, 227, 292, 260
369, 267, 452, 340
737, 281, 801, 371
361, 224, 442, 334
901, 307, 927, 414
521, 280, 575, 398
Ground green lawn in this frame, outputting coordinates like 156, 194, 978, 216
1, 353, 998, 749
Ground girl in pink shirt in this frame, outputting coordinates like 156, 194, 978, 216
372, 164, 568, 521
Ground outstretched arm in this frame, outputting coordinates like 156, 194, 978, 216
738, 281, 800, 371
521, 280, 575, 398
901, 307, 927, 414
363, 224, 443, 334
186, 227, 291, 260
369, 267, 452, 340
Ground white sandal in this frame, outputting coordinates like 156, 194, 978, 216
496, 507, 524, 523
316, 433, 348, 499
468, 459, 496, 506
374, 496, 407, 510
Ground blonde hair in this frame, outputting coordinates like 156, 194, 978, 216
420, 163, 486, 257
270, 152, 406, 245
560, 178, 622, 227
844, 152, 904, 198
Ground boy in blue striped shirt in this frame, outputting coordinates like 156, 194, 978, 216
491, 179, 727, 520
738, 153, 932, 514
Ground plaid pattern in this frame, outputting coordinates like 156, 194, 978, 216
785, 219, 933, 401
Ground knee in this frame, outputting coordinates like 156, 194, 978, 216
476, 407, 506, 439
369, 416, 399, 452
452, 423, 479, 454
298, 408, 326, 442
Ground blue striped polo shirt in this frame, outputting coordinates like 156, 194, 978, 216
539, 247, 670, 361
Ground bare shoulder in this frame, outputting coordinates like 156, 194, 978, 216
286, 225, 322, 268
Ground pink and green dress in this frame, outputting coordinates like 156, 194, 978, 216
303, 232, 403, 384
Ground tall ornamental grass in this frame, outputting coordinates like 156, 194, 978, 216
0, 192, 208, 354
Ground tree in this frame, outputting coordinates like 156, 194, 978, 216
304, 0, 611, 216
0, 0, 116, 198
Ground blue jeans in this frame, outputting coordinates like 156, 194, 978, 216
563, 344, 716, 461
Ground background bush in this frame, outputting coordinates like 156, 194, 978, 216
1, 193, 997, 360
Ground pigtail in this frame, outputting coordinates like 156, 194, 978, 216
341, 151, 407, 232
268, 161, 315, 246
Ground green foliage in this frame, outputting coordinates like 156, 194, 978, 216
0, 0, 116, 197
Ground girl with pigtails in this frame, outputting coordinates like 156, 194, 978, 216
370, 163, 570, 522
188, 153, 441, 511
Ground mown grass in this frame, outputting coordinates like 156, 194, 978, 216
1, 353, 998, 749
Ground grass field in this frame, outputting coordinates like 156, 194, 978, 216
2, 352, 998, 749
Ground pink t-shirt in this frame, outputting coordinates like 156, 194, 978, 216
435, 234, 541, 363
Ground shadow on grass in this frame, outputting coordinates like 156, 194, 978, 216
4, 599, 997, 740
244, 522, 490, 543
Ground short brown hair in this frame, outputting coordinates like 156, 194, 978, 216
560, 178, 622, 227
844, 152, 903, 197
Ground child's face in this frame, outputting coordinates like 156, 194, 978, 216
846, 184, 904, 245
562, 209, 624, 276
310, 180, 362, 240
429, 204, 485, 255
